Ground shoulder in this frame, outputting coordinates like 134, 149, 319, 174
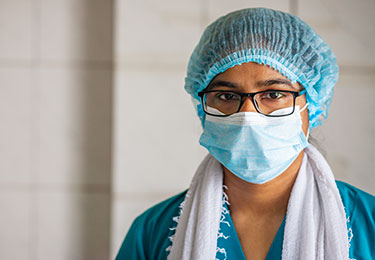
133, 190, 187, 236
335, 180, 374, 218
335, 181, 375, 259
116, 190, 187, 260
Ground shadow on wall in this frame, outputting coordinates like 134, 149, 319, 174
78, 74, 112, 260
35, 1, 113, 259
69, 4, 113, 259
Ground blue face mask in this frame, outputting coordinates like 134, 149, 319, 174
199, 104, 309, 184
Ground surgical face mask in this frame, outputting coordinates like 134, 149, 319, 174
199, 104, 309, 184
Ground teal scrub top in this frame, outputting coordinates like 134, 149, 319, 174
116, 181, 375, 260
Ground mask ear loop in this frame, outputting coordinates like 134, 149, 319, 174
300, 102, 308, 113
306, 126, 310, 139
299, 102, 310, 139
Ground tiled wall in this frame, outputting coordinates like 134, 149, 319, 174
0, 0, 373, 259
111, 0, 375, 258
0, 0, 113, 259
298, 0, 375, 192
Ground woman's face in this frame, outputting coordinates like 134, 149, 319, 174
208, 62, 309, 136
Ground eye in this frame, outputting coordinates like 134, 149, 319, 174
262, 91, 287, 99
216, 92, 240, 101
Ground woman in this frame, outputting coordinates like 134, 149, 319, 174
116, 8, 374, 260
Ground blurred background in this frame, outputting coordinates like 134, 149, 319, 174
0, 0, 373, 259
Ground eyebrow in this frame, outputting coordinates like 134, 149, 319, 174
256, 79, 296, 89
207, 78, 297, 90
206, 80, 239, 90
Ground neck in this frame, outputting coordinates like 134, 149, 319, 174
223, 151, 304, 219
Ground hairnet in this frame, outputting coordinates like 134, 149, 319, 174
184, 8, 339, 128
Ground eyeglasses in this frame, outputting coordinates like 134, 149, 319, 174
198, 89, 306, 117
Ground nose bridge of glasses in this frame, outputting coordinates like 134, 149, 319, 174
239, 93, 257, 112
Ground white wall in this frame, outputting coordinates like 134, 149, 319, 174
0, 0, 113, 259
298, 0, 375, 194
0, 0, 373, 259
111, 0, 375, 258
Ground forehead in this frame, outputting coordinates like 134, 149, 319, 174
208, 62, 301, 91
214, 62, 289, 81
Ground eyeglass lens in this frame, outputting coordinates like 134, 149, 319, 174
203, 90, 295, 116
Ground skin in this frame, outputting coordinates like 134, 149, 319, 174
208, 62, 309, 260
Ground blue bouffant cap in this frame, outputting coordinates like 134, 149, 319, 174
184, 8, 339, 128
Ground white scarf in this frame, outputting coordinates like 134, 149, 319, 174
168, 144, 349, 259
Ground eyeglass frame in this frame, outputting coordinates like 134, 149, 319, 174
197, 89, 307, 117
